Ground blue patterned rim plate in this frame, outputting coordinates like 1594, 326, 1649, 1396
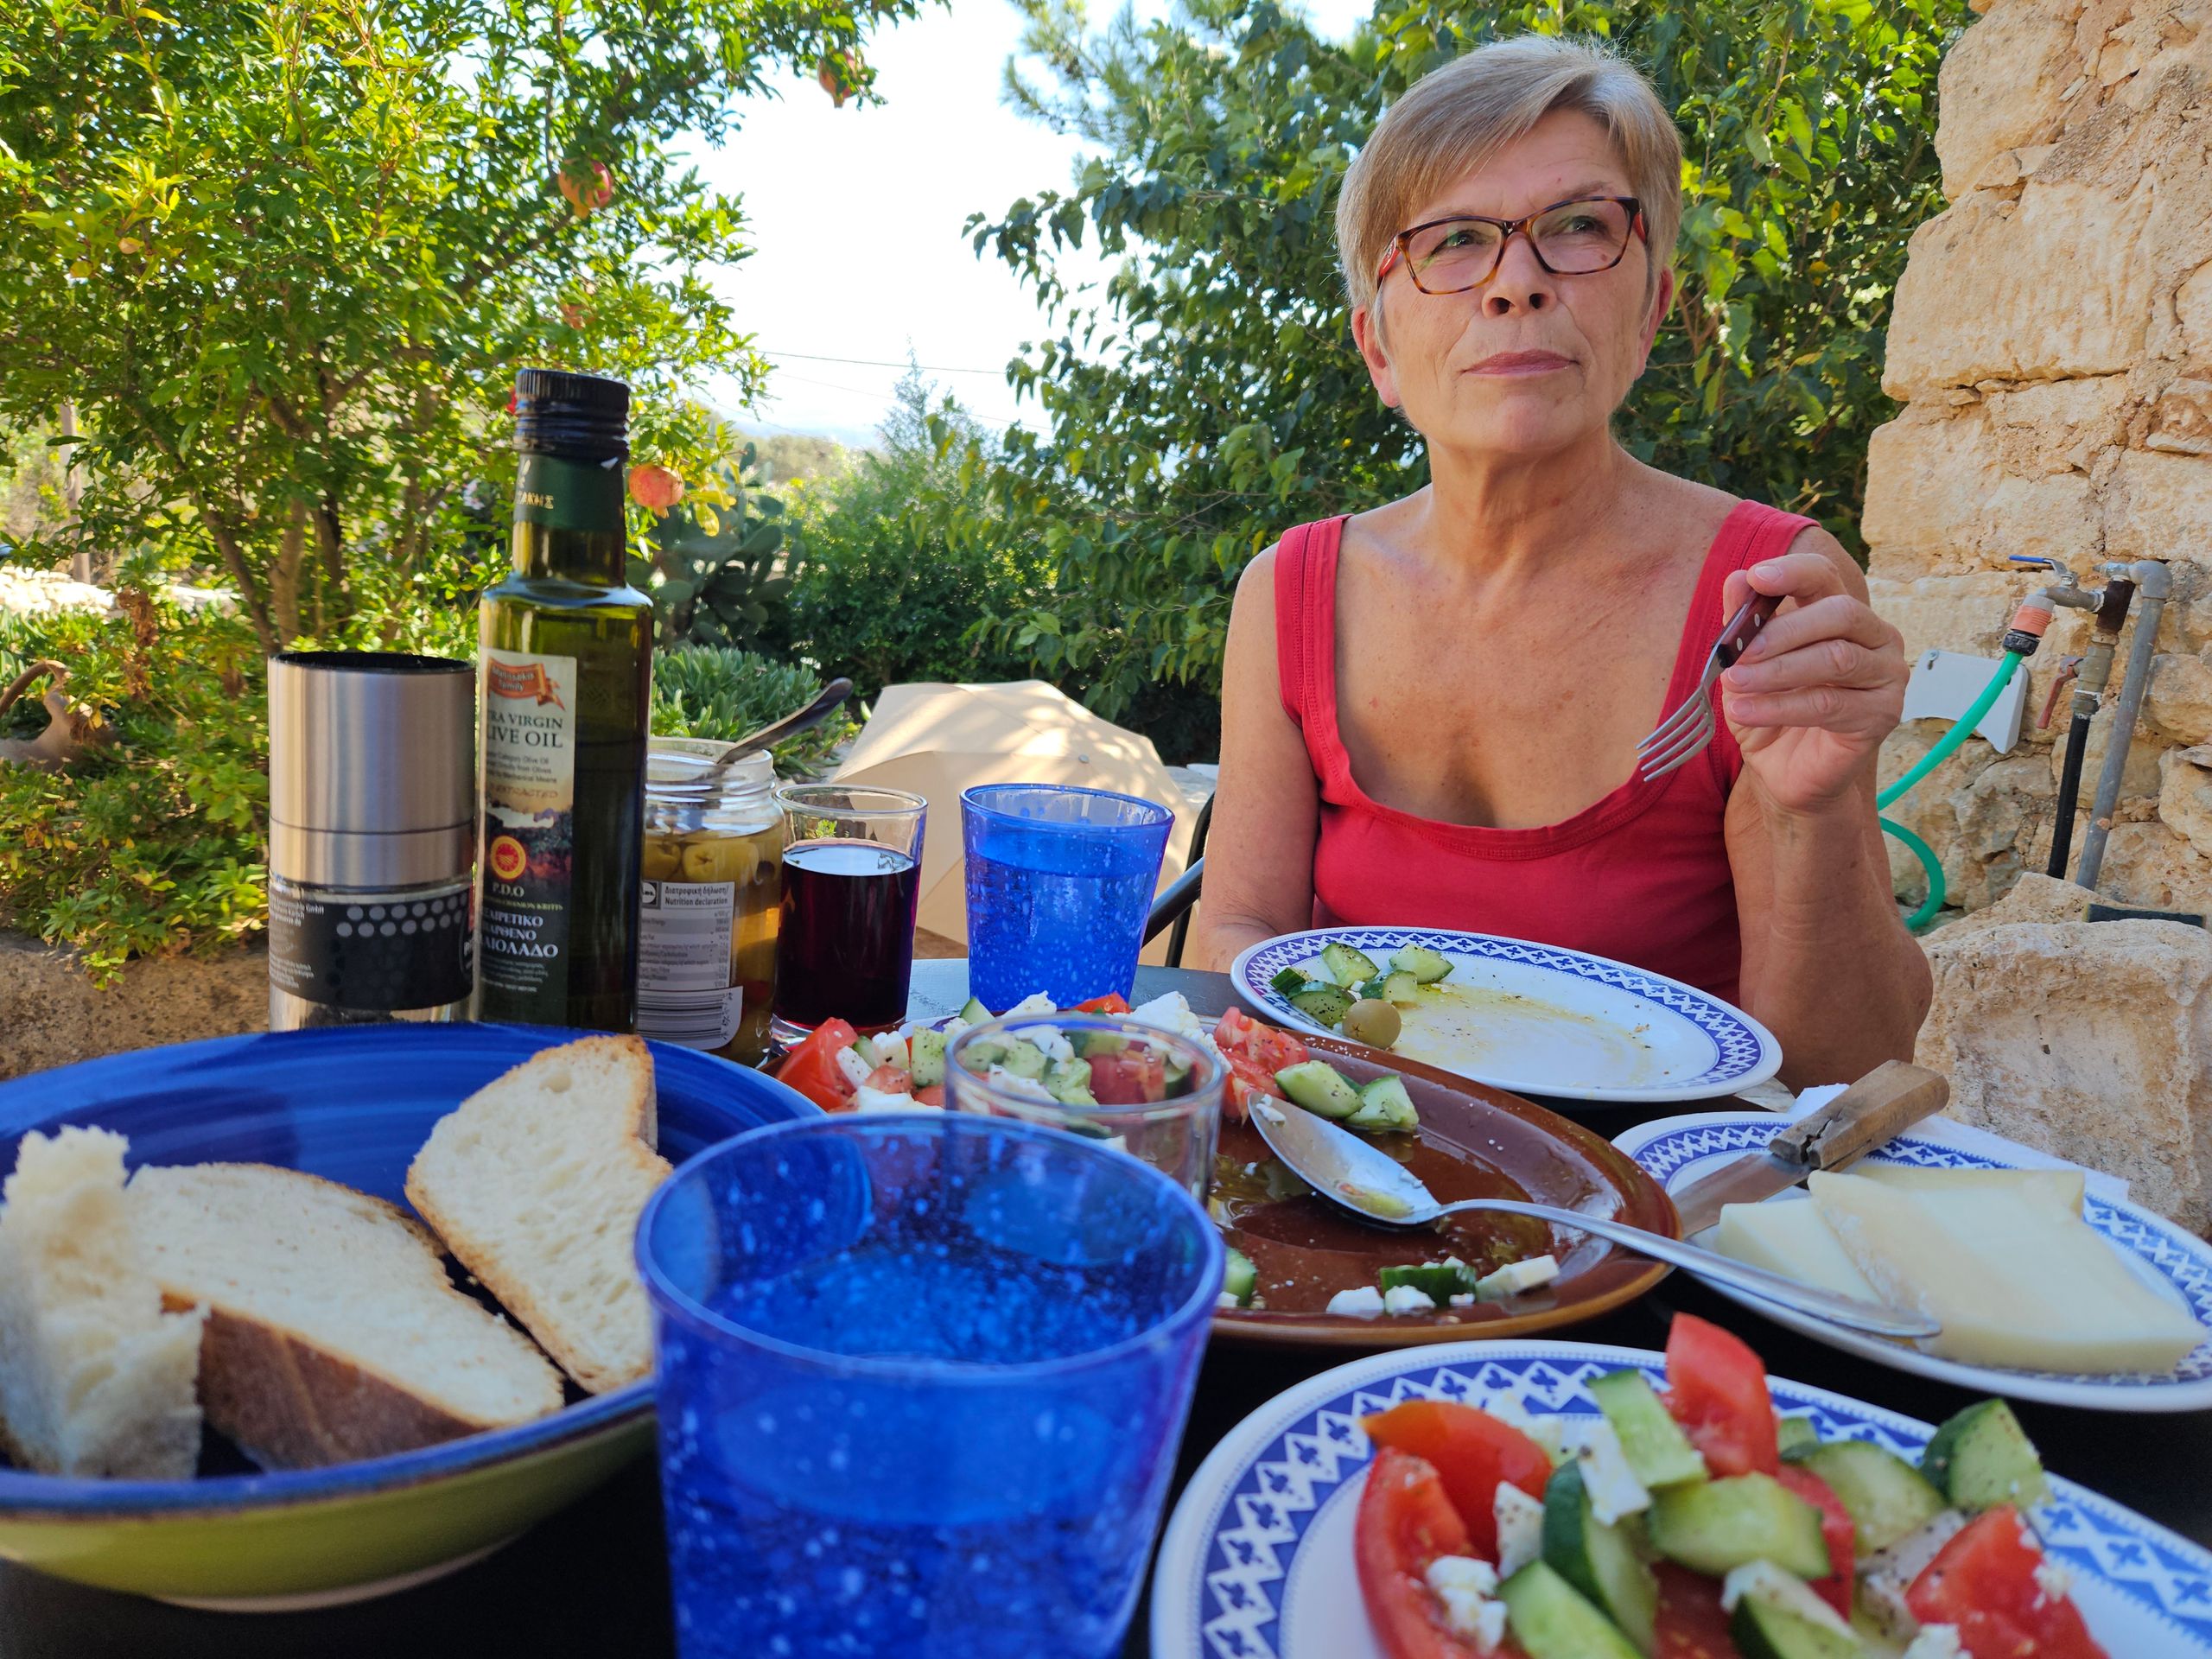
1230, 927, 1782, 1103
0, 1025, 816, 1606
1150, 1339, 2212, 1659
1614, 1109, 2212, 1412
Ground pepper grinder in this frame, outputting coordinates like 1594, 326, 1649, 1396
267, 652, 476, 1029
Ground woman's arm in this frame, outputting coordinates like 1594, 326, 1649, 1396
1189, 547, 1323, 969
1723, 531, 1933, 1086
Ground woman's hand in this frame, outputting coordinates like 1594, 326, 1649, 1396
1719, 542, 1906, 815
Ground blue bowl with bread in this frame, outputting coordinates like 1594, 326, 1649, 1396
0, 1024, 815, 1607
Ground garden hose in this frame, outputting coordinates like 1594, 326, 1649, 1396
1874, 649, 2025, 931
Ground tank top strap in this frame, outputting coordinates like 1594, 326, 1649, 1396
1274, 516, 1356, 792
1702, 500, 1821, 789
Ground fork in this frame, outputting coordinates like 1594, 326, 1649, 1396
1636, 592, 1783, 781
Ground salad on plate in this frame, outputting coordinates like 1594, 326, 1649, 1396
1356, 1311, 2103, 1658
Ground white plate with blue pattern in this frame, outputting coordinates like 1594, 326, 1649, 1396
1150, 1339, 2212, 1659
1615, 1109, 2212, 1411
1230, 927, 1782, 1103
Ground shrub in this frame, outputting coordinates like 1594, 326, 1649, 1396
651, 646, 858, 776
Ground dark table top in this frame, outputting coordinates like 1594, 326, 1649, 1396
8, 961, 2210, 1658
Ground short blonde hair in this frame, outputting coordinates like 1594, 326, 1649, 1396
1336, 35, 1682, 316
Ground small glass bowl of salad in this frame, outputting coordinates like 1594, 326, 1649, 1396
945, 1014, 1225, 1203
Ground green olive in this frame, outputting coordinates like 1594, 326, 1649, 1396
1341, 997, 1402, 1050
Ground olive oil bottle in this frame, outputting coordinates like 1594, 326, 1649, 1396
474, 367, 652, 1030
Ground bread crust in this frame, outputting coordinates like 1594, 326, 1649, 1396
405, 1035, 668, 1395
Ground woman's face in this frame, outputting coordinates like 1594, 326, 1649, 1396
1353, 110, 1671, 463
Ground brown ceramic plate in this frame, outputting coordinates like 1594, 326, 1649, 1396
1209, 1034, 1677, 1347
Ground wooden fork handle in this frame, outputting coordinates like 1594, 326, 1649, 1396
1713, 593, 1784, 671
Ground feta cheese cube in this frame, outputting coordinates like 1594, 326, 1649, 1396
1424, 1557, 1505, 1647
1902, 1626, 1966, 1659
834, 1044, 874, 1090
1493, 1482, 1546, 1577
1327, 1286, 1386, 1318
1006, 991, 1058, 1017
1562, 1414, 1650, 1523
1216, 1290, 1243, 1309
1474, 1254, 1560, 1301
852, 1084, 919, 1114
1483, 1393, 1567, 1465
985, 1065, 1056, 1103
1382, 1283, 1436, 1315
1027, 1025, 1075, 1063
2033, 1558, 2073, 1600
1128, 991, 1198, 1033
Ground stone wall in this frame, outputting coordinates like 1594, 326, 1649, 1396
0, 933, 266, 1082
1865, 0, 2212, 915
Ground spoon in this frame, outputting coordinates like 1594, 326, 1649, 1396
1247, 1094, 1941, 1341
702, 677, 854, 785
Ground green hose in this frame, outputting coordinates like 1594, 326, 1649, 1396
1873, 649, 2024, 931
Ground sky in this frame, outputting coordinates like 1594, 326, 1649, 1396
693, 0, 1370, 448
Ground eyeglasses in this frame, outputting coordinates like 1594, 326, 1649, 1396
1376, 195, 1647, 295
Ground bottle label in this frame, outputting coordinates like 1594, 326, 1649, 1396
479, 649, 580, 1006
635, 879, 742, 1049
513, 454, 626, 535
269, 875, 474, 1013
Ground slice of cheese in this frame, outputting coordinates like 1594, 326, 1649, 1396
1850, 1165, 2086, 1217
1709, 1199, 1877, 1300
1809, 1171, 2204, 1374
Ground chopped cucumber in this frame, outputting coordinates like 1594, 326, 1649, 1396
1069, 1029, 1129, 1058
1379, 1262, 1477, 1302
1390, 944, 1453, 984
1222, 1247, 1257, 1306
1273, 1059, 1363, 1119
908, 1028, 948, 1089
1345, 1075, 1420, 1132
1796, 1440, 1947, 1556
850, 1034, 883, 1069
1500, 1561, 1643, 1659
1588, 1370, 1707, 1491
1920, 1400, 2048, 1514
1288, 984, 1355, 1027
1382, 969, 1421, 1007
1777, 1415, 1821, 1462
997, 1039, 1048, 1081
958, 996, 991, 1025
1356, 974, 1388, 1002
1269, 965, 1313, 995
1320, 942, 1380, 986
1647, 1473, 1830, 1580
1541, 1461, 1658, 1655
1731, 1597, 1861, 1659
1046, 1057, 1096, 1107
961, 1036, 1007, 1069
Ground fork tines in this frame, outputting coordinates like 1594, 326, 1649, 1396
1636, 690, 1717, 781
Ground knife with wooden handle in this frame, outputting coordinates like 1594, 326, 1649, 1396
1669, 1059, 1951, 1236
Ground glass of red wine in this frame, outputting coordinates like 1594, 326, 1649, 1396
769, 783, 927, 1043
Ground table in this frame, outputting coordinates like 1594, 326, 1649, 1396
8, 963, 2211, 1659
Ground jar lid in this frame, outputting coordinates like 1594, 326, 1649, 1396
269, 652, 474, 839
646, 737, 774, 804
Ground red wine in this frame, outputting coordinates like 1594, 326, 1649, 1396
774, 839, 920, 1032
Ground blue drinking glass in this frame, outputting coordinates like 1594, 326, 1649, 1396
961, 784, 1175, 1012
638, 1113, 1224, 1659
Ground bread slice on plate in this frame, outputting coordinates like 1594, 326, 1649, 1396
406, 1034, 671, 1395
0, 1127, 206, 1479
128, 1162, 565, 1469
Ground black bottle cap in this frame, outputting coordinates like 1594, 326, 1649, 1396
512, 367, 630, 461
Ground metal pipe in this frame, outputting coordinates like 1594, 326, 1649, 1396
2075, 560, 2171, 892
2051, 577, 2137, 879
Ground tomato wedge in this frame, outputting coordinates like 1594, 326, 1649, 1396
1356, 1448, 1499, 1659
1071, 992, 1131, 1014
861, 1064, 913, 1096
1215, 1006, 1311, 1122
1905, 1506, 2108, 1659
1663, 1313, 1779, 1478
912, 1084, 944, 1107
1775, 1465, 1856, 1618
773, 1018, 861, 1112
1651, 1562, 1742, 1659
1363, 1401, 1552, 1560
1088, 1048, 1166, 1105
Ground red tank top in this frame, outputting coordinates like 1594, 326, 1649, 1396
1274, 502, 1815, 1003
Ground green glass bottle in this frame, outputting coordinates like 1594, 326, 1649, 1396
474, 367, 653, 1031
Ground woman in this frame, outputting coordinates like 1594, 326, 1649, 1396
1194, 35, 1929, 1085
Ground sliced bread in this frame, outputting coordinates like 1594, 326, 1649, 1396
0, 1127, 206, 1479
405, 1035, 670, 1394
128, 1162, 564, 1469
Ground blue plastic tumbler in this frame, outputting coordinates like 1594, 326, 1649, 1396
638, 1113, 1224, 1659
961, 784, 1175, 1012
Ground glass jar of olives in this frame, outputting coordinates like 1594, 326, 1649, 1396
637, 740, 784, 1064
